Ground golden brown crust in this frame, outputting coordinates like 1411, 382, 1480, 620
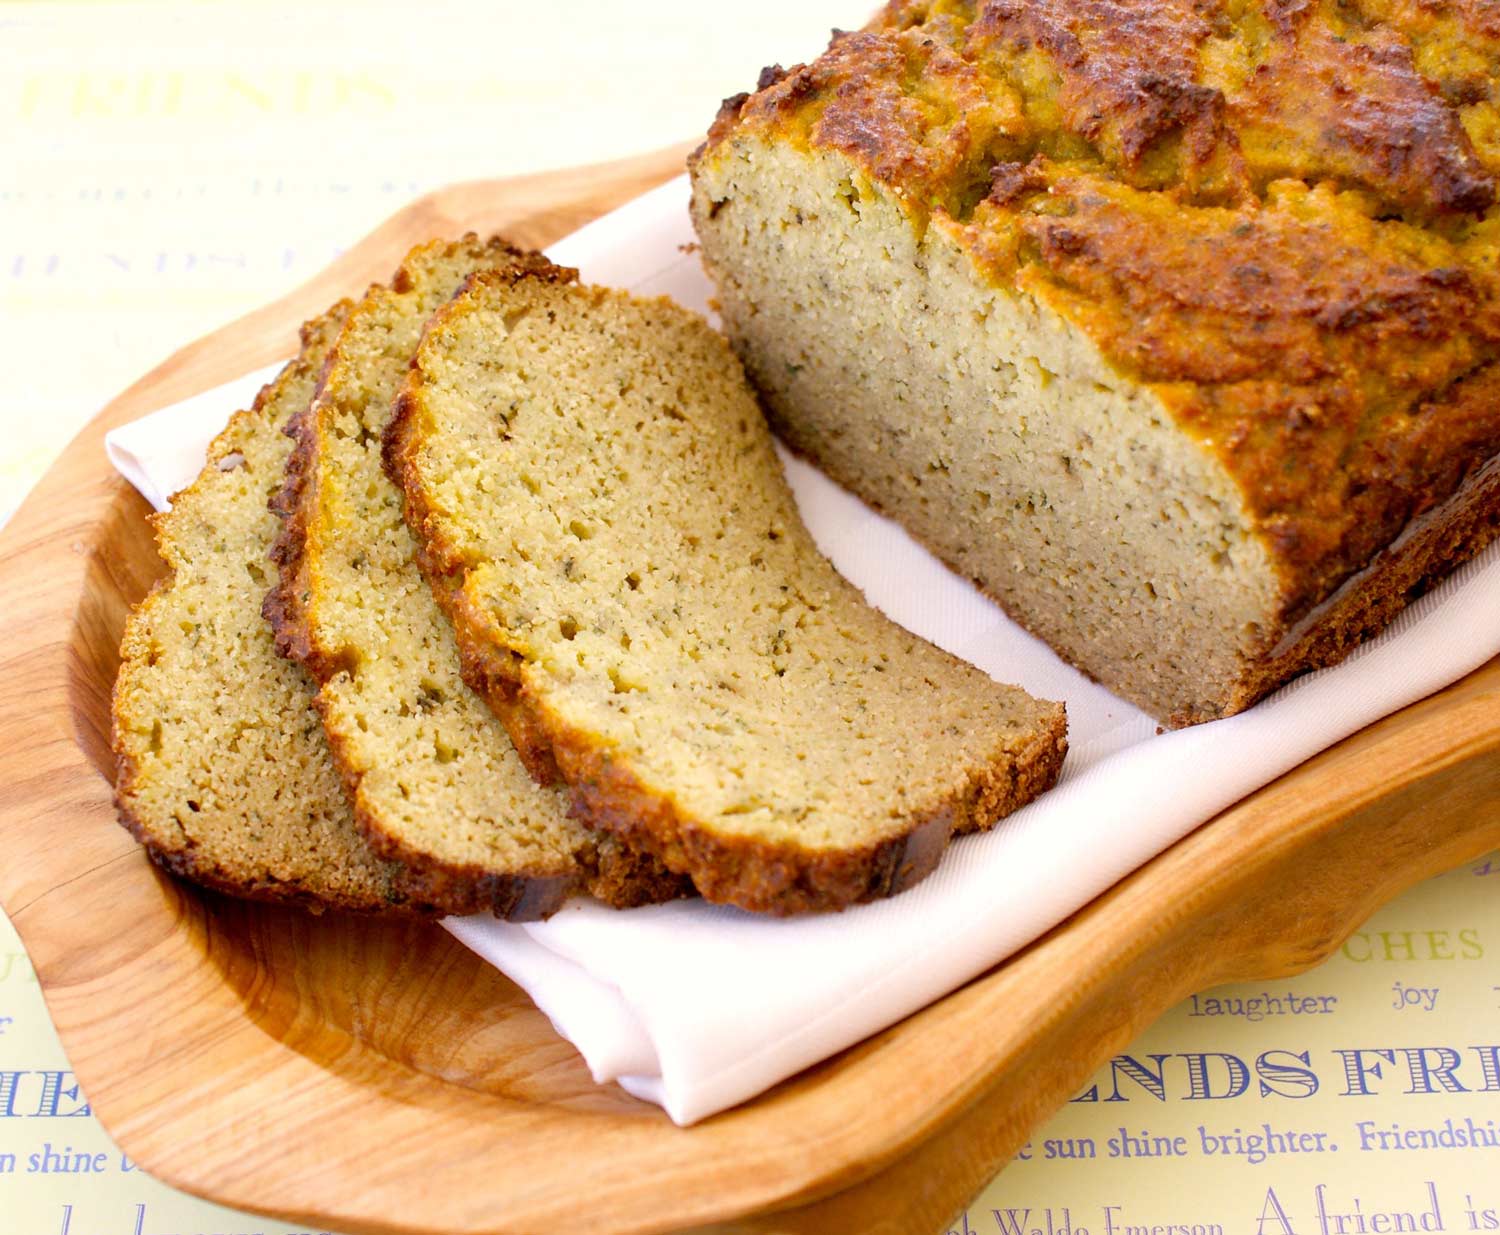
735, 1, 1497, 211
1360, 0, 1500, 122
263, 394, 337, 676
701, 0, 1500, 642
1231, 10, 1494, 216
1195, 443, 1500, 725
964, 0, 1245, 196
737, 26, 1028, 217
388, 265, 1069, 915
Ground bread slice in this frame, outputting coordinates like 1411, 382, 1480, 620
112, 304, 429, 914
264, 236, 684, 917
387, 265, 1068, 915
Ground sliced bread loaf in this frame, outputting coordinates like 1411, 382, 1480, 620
265, 236, 684, 916
112, 304, 429, 913
387, 266, 1068, 915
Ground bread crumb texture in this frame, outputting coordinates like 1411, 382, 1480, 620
265, 236, 685, 917
390, 266, 1067, 914
692, 0, 1500, 724
112, 303, 429, 914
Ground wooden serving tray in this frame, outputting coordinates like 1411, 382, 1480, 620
1, 146, 1497, 1235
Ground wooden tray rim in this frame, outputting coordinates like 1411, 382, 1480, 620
0, 148, 1496, 1235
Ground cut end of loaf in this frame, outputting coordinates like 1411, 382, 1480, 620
691, 133, 1286, 725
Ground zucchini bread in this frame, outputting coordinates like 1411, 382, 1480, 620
265, 236, 684, 917
387, 264, 1067, 914
112, 305, 430, 913
689, 0, 1500, 725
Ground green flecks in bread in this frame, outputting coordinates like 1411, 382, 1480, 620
387, 264, 1068, 915
111, 303, 430, 914
264, 236, 685, 917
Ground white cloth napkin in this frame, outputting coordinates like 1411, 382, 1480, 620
105, 174, 1500, 1125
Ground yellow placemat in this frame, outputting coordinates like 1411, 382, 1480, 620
965, 853, 1500, 1234
0, 0, 847, 522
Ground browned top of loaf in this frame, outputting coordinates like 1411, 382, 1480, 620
698, 0, 1500, 620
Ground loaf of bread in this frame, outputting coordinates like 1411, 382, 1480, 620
112, 305, 429, 913
689, 1, 1500, 725
266, 236, 685, 916
387, 263, 1067, 914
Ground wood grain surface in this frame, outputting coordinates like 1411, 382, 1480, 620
0, 145, 1496, 1235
